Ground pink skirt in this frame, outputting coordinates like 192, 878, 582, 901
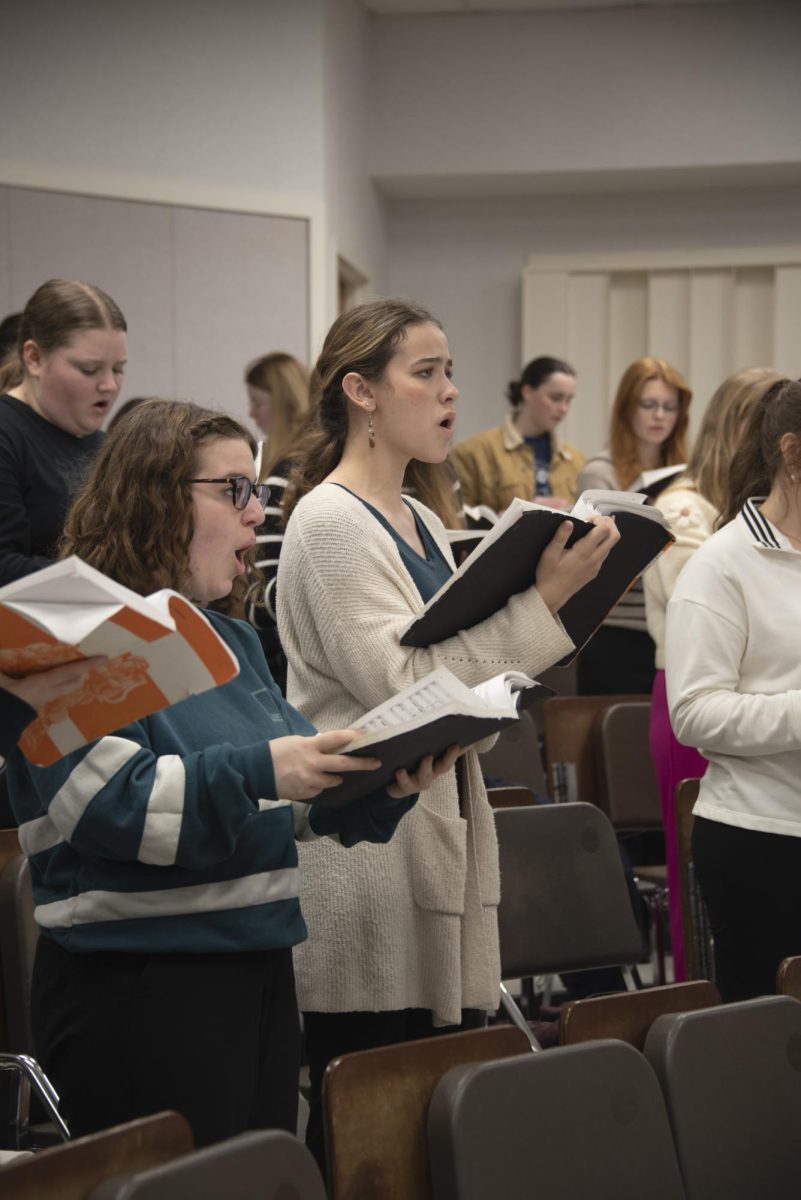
649, 669, 707, 981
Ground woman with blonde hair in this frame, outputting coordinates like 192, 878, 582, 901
575, 356, 692, 694
645, 367, 785, 980
277, 298, 618, 1168
243, 352, 310, 689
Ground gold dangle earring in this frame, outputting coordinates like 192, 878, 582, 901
368, 412, 376, 450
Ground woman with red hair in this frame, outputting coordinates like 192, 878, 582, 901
575, 356, 692, 695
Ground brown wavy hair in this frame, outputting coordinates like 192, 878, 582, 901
61, 399, 260, 600
283, 298, 439, 520
0, 278, 126, 392
609, 356, 692, 488
720, 378, 801, 527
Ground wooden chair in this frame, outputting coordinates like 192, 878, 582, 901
777, 955, 801, 1000
323, 1024, 530, 1200
494, 803, 644, 1049
0, 1111, 194, 1200
674, 778, 714, 981
559, 979, 721, 1050
485, 786, 535, 809
88, 1130, 325, 1200
541, 694, 651, 804
427, 1040, 686, 1200
644, 995, 801, 1199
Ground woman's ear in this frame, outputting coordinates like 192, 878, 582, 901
341, 371, 376, 414
780, 432, 801, 481
22, 340, 44, 377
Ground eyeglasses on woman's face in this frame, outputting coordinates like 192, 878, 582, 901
637, 398, 680, 415
188, 475, 271, 511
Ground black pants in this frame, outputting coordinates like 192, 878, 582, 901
576, 625, 656, 696
31, 938, 300, 1147
693, 816, 801, 1003
303, 1007, 486, 1173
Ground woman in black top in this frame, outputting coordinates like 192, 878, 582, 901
0, 278, 127, 586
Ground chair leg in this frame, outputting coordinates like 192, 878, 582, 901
0, 1054, 70, 1147
499, 983, 542, 1051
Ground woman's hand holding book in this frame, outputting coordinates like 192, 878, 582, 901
535, 515, 619, 615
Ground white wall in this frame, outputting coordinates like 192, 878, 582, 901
368, 2, 801, 188
0, 0, 326, 200
324, 0, 389, 313
386, 186, 801, 444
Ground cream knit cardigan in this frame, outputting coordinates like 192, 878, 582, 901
277, 483, 574, 1024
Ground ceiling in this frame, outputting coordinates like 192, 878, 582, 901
361, 0, 747, 13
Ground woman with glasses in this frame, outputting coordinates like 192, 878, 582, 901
575, 356, 692, 695
0, 278, 128, 587
6, 398, 450, 1147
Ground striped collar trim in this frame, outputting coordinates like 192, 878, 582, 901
741, 498, 782, 549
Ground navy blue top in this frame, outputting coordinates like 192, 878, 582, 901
331, 485, 452, 603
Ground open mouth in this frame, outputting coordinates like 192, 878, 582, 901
439, 415, 455, 432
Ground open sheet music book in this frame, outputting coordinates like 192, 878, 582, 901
401, 489, 674, 666
0, 556, 239, 766
316, 665, 552, 808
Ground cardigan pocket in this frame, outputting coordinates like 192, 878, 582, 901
408, 805, 468, 915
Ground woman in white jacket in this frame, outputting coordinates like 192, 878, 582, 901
277, 298, 618, 1167
666, 377, 801, 1002
645, 367, 783, 981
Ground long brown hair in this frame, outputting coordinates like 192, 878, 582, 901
62, 399, 259, 598
403, 460, 464, 528
283, 298, 439, 520
720, 379, 801, 527
609, 356, 691, 488
681, 368, 786, 514
0, 278, 127, 392
244, 352, 310, 476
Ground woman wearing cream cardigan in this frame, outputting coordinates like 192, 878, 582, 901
277, 298, 618, 1167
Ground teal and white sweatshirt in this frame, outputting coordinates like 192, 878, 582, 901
7, 612, 415, 954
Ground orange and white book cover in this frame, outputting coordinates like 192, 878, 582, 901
0, 557, 239, 766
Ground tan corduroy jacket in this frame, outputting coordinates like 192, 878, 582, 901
452, 415, 585, 513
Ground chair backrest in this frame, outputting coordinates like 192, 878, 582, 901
542, 694, 650, 804
593, 701, 662, 829
644, 995, 801, 1200
559, 980, 721, 1050
494, 802, 643, 979
0, 1111, 194, 1200
323, 1024, 530, 1200
88, 1130, 325, 1200
0, 853, 37, 1053
777, 955, 801, 1000
427, 1040, 686, 1200
673, 778, 713, 981
485, 786, 535, 810
478, 709, 546, 795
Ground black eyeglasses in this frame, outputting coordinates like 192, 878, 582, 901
189, 475, 271, 511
